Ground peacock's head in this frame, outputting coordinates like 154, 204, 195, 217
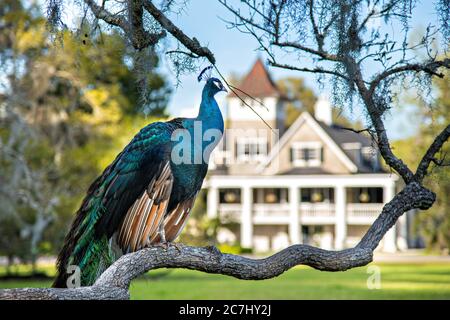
198, 66, 227, 96
206, 77, 228, 95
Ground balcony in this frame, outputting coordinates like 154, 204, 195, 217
218, 202, 384, 225
347, 203, 383, 224
219, 203, 291, 224
299, 203, 335, 224
253, 203, 290, 224
218, 204, 242, 222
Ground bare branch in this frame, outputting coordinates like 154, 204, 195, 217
218, 0, 276, 37
143, 0, 215, 64
414, 124, 450, 183
337, 126, 373, 134
308, 0, 324, 49
83, 0, 128, 30
358, 182, 435, 250
166, 50, 200, 59
83, 0, 165, 49
271, 41, 341, 62
335, 125, 377, 142
269, 60, 350, 81
344, 57, 416, 183
369, 58, 450, 94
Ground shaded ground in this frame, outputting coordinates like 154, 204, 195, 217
1, 263, 449, 299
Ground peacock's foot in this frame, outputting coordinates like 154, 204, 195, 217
170, 242, 183, 253
152, 241, 182, 253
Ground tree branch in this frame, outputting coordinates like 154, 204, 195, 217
143, 0, 216, 64
269, 60, 350, 81
83, 0, 165, 49
271, 41, 341, 62
369, 58, 450, 94
83, 0, 128, 30
218, 0, 276, 37
347, 57, 416, 183
414, 124, 450, 183
0, 182, 435, 300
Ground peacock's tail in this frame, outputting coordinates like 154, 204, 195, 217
53, 169, 120, 288
52, 212, 116, 287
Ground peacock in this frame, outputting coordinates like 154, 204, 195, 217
53, 67, 226, 288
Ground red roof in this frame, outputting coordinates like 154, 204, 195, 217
229, 59, 280, 98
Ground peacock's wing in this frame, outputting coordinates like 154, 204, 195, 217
93, 121, 183, 251
92, 123, 175, 237
150, 194, 198, 243
116, 161, 174, 252
54, 121, 181, 287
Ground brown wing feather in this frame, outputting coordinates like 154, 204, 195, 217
150, 195, 197, 243
117, 162, 173, 252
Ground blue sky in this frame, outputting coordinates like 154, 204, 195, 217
160, 0, 441, 140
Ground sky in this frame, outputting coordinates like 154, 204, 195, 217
38, 0, 443, 140
158, 0, 441, 140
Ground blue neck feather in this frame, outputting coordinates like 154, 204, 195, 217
174, 82, 224, 169
196, 84, 224, 133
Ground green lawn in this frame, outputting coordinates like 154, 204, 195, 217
1, 263, 449, 299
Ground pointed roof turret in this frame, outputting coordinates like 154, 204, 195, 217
229, 58, 281, 98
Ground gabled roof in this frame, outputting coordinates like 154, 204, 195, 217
317, 122, 372, 147
228, 58, 281, 98
260, 111, 388, 174
316, 121, 383, 172
259, 112, 360, 173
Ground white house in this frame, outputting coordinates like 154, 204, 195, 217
204, 59, 413, 253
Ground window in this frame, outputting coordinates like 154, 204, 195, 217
347, 187, 383, 203
290, 142, 322, 167
219, 188, 241, 204
253, 188, 289, 204
301, 188, 334, 203
236, 137, 267, 162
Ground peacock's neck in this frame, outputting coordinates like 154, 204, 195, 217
196, 90, 224, 133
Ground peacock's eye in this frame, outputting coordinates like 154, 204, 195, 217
213, 80, 221, 89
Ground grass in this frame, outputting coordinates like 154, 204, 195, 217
0, 263, 449, 299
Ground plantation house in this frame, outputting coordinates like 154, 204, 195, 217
204, 59, 416, 253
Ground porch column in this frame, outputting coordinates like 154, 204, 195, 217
241, 185, 253, 248
289, 186, 301, 244
207, 186, 218, 219
334, 185, 347, 250
383, 182, 397, 252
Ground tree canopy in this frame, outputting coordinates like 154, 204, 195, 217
0, 0, 171, 270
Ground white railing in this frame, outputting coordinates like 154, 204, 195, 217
347, 203, 383, 218
218, 202, 383, 222
300, 203, 335, 217
253, 203, 290, 217
218, 204, 242, 221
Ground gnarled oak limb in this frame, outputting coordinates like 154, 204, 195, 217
0, 182, 436, 300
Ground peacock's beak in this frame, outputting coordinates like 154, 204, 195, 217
222, 86, 228, 93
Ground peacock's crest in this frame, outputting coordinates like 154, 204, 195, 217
197, 65, 213, 82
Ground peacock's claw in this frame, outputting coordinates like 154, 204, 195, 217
153, 242, 169, 250
152, 241, 182, 253
170, 242, 183, 253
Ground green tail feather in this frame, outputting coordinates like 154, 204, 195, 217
76, 236, 114, 286
53, 175, 119, 288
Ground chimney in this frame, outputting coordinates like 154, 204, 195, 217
314, 95, 332, 125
